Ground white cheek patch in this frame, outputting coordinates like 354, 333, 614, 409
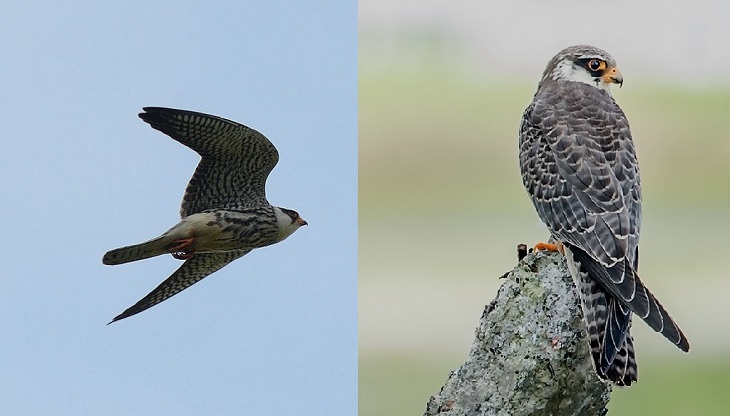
551, 59, 612, 93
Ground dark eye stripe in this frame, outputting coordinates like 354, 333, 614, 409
577, 58, 605, 77
280, 208, 299, 220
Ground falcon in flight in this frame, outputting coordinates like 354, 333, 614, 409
519, 45, 689, 385
103, 107, 307, 323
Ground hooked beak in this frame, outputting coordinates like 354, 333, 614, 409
296, 217, 308, 226
602, 66, 623, 87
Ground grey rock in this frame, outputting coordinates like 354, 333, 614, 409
424, 251, 611, 416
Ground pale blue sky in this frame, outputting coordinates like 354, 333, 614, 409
0, 2, 356, 415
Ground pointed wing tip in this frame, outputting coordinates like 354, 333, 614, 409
138, 107, 156, 122
108, 311, 129, 325
138, 106, 173, 123
108, 304, 143, 325
665, 318, 690, 352
139, 106, 163, 114
664, 325, 690, 352
678, 337, 690, 353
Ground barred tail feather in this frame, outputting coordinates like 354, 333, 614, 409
605, 331, 638, 386
565, 246, 638, 386
601, 297, 631, 373
102, 235, 170, 265
570, 247, 690, 353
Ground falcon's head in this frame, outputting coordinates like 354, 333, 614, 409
274, 206, 307, 241
279, 208, 307, 227
538, 45, 623, 94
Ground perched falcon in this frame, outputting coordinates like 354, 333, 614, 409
103, 107, 307, 323
519, 45, 689, 385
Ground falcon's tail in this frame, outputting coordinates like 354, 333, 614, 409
567, 247, 638, 386
102, 235, 171, 265
570, 247, 691, 354
576, 269, 638, 385
604, 328, 638, 387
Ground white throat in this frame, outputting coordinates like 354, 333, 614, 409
273, 206, 301, 241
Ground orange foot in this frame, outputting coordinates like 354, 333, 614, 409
533, 241, 564, 254
169, 238, 195, 260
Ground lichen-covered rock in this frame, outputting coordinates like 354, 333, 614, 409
424, 251, 611, 416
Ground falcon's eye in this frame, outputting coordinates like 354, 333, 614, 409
280, 207, 298, 220
587, 59, 605, 72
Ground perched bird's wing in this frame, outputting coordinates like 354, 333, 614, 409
139, 107, 279, 216
521, 83, 639, 269
571, 247, 689, 351
520, 82, 689, 352
109, 250, 250, 324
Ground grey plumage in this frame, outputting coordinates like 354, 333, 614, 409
103, 107, 306, 323
519, 45, 689, 385
110, 251, 250, 323
565, 245, 637, 385
139, 107, 279, 215
103, 235, 172, 266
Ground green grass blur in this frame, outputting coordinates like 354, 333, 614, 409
360, 46, 730, 415
359, 352, 730, 415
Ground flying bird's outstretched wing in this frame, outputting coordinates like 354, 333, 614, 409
109, 250, 250, 324
139, 107, 279, 215
103, 107, 306, 323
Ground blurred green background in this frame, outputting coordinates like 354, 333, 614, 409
359, 4, 730, 414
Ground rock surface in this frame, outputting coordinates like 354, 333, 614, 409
424, 251, 611, 416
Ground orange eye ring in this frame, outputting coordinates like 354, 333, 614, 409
587, 59, 606, 72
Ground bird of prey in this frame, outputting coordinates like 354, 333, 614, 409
103, 107, 307, 323
519, 45, 689, 385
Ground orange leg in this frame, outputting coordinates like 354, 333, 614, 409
533, 241, 564, 254
169, 238, 195, 260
